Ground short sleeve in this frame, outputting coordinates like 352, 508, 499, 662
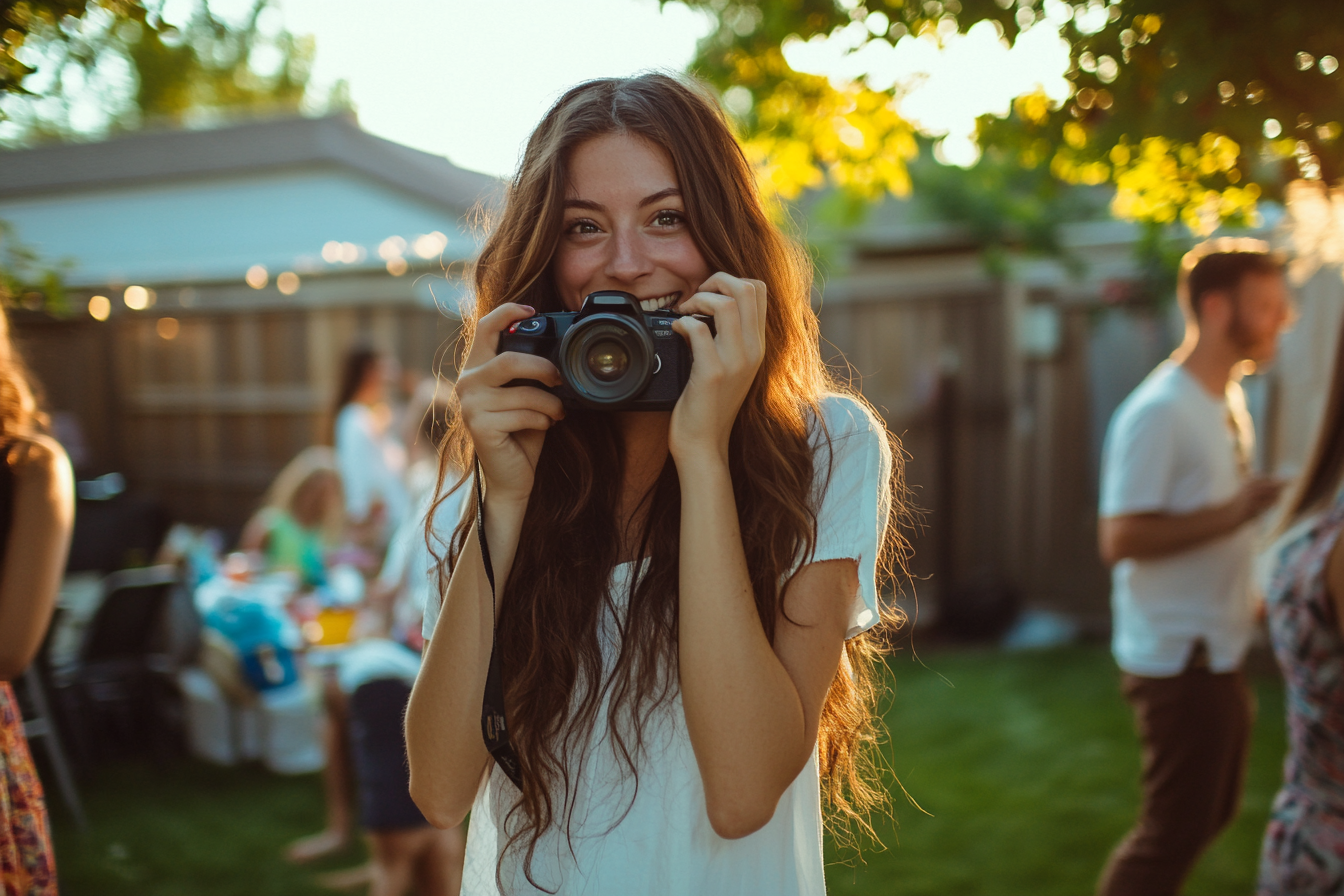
1099, 399, 1179, 518
420, 482, 470, 642
808, 395, 892, 638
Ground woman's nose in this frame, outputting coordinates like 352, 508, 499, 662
604, 230, 654, 283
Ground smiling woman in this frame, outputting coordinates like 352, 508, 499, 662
554, 135, 710, 314
405, 73, 911, 896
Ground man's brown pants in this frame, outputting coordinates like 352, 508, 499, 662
1096, 654, 1254, 896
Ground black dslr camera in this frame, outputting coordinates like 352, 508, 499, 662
498, 291, 712, 411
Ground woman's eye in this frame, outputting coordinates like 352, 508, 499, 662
652, 210, 685, 228
565, 219, 601, 235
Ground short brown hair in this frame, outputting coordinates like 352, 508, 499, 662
1177, 238, 1284, 319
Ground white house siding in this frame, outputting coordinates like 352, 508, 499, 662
0, 166, 476, 293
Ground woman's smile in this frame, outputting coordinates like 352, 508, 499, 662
637, 291, 682, 312
554, 132, 711, 314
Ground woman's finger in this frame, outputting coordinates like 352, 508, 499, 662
477, 383, 565, 422
478, 351, 563, 389
697, 271, 751, 301
672, 316, 721, 379
696, 272, 760, 358
467, 303, 537, 366
677, 291, 740, 354
740, 278, 767, 358
477, 408, 559, 435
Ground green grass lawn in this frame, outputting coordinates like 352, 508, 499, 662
48, 645, 1286, 895
823, 645, 1286, 896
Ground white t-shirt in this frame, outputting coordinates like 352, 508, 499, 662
335, 403, 410, 526
421, 394, 890, 895
1099, 361, 1257, 677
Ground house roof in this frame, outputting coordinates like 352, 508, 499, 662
0, 113, 502, 211
0, 115, 505, 291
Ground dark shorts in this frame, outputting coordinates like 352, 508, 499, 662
347, 677, 428, 832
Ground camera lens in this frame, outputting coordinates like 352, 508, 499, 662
558, 316, 655, 407
585, 340, 629, 382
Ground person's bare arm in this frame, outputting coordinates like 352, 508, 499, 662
1326, 530, 1344, 640
677, 461, 854, 839
404, 303, 564, 829
671, 273, 859, 839
238, 510, 271, 554
1098, 476, 1283, 566
0, 436, 75, 679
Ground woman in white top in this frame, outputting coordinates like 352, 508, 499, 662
333, 348, 410, 542
406, 74, 908, 896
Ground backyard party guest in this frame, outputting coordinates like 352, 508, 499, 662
1096, 241, 1292, 896
405, 73, 907, 895
334, 347, 410, 547
285, 398, 469, 887
368, 390, 463, 648
239, 446, 345, 588
0, 306, 74, 896
1255, 307, 1344, 896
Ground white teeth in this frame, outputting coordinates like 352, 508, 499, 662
639, 293, 679, 312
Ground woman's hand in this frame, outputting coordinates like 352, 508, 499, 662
669, 273, 767, 465
454, 303, 566, 508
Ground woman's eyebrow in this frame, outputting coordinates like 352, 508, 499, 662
562, 188, 682, 212
563, 198, 604, 211
639, 187, 681, 207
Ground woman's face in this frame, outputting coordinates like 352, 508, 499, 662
553, 133, 712, 314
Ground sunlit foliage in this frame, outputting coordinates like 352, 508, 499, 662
1, 0, 348, 144
0, 221, 66, 312
738, 47, 919, 201
678, 0, 1344, 233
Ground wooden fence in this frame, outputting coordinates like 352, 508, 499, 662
17, 303, 460, 530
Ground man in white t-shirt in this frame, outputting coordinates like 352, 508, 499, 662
1096, 241, 1291, 896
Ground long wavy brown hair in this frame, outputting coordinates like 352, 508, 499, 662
429, 73, 909, 881
0, 307, 47, 443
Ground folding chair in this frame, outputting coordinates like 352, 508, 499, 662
52, 565, 182, 763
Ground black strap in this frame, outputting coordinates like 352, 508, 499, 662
476, 457, 524, 789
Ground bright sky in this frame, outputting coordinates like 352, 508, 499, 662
252, 0, 1076, 175
218, 0, 717, 178
8, 0, 1080, 177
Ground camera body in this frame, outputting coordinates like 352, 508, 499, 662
498, 291, 711, 411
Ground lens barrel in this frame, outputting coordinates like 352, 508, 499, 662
558, 314, 655, 406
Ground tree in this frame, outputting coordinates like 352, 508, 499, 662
1, 1, 346, 311
2, 0, 347, 145
679, 0, 1344, 234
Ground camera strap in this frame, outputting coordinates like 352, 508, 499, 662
474, 457, 524, 790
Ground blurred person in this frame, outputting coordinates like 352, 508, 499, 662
405, 74, 907, 895
334, 348, 410, 547
368, 391, 462, 648
1096, 242, 1292, 896
0, 307, 75, 896
1255, 308, 1344, 895
239, 446, 344, 588
288, 399, 468, 886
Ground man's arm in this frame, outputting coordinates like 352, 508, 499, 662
1099, 476, 1283, 566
